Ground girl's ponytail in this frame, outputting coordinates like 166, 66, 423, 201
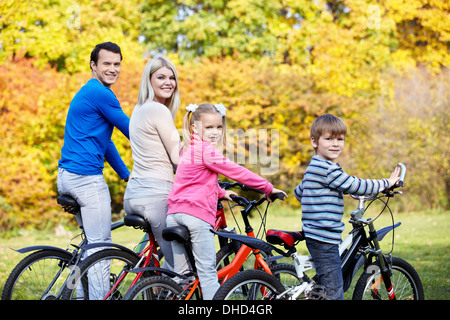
181, 111, 193, 150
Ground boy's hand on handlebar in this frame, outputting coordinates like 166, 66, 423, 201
388, 166, 401, 188
267, 188, 288, 202
223, 190, 238, 202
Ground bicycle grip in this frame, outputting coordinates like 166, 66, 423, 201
396, 163, 406, 187
229, 194, 249, 206
269, 192, 286, 202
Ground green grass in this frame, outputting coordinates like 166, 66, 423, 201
1, 204, 448, 300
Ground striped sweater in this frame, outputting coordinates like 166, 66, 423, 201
294, 155, 390, 244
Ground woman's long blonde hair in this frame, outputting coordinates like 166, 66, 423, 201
181, 103, 227, 150
136, 56, 180, 119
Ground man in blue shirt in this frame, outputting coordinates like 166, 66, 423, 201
57, 43, 130, 295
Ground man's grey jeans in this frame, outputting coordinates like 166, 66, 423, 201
57, 168, 112, 299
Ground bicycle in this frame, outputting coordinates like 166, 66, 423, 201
121, 191, 291, 300
213, 163, 425, 300
1, 195, 125, 300
60, 181, 286, 300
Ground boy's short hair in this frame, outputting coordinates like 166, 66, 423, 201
310, 114, 347, 141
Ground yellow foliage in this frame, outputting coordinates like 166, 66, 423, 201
0, 0, 448, 231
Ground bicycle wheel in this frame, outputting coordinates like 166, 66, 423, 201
353, 256, 424, 300
61, 249, 139, 300
123, 276, 183, 300
2, 249, 73, 300
216, 242, 238, 270
271, 263, 301, 288
213, 270, 285, 300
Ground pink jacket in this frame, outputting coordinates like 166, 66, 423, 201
167, 134, 273, 226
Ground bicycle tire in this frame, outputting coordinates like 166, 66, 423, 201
123, 275, 183, 300
2, 249, 73, 300
271, 263, 301, 288
352, 256, 424, 300
213, 269, 285, 300
61, 248, 140, 300
216, 241, 243, 270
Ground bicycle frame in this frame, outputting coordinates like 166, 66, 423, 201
177, 246, 271, 301
99, 231, 159, 300
168, 195, 280, 300
216, 237, 270, 285
343, 204, 399, 300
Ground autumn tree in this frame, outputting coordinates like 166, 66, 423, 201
0, 0, 448, 231
0, 0, 144, 73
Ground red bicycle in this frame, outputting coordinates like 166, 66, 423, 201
122, 191, 290, 300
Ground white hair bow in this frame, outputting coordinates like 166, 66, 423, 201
186, 104, 199, 113
214, 103, 226, 116
185, 103, 226, 116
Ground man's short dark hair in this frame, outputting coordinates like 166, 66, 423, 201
90, 42, 122, 69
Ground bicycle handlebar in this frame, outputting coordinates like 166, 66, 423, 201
395, 162, 406, 188
229, 192, 285, 207
218, 180, 264, 194
229, 194, 250, 206
384, 162, 406, 193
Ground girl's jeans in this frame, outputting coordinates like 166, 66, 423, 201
306, 237, 344, 300
166, 213, 219, 300
57, 168, 112, 299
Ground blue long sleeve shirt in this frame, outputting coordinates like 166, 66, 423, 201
58, 78, 130, 179
294, 155, 389, 244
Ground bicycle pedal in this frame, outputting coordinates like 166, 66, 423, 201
308, 284, 326, 300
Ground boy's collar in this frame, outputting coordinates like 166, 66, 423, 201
313, 155, 340, 166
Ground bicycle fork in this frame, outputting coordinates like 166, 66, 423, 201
367, 221, 396, 300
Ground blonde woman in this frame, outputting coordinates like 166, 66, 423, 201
124, 56, 181, 271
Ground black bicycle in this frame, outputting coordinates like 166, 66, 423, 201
1, 195, 125, 300
213, 163, 425, 300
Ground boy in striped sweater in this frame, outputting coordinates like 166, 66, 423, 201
294, 114, 400, 299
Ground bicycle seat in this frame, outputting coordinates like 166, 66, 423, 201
124, 214, 151, 232
266, 229, 305, 248
162, 226, 190, 244
57, 195, 80, 214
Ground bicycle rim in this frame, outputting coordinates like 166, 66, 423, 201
214, 270, 285, 300
63, 249, 139, 300
123, 276, 183, 300
2, 250, 72, 300
355, 258, 424, 300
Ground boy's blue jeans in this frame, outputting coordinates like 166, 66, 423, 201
306, 237, 344, 300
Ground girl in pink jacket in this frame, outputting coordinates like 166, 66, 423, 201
166, 103, 285, 299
